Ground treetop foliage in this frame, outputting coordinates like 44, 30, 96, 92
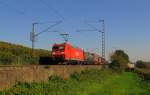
109, 50, 129, 71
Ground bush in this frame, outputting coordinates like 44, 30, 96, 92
109, 60, 120, 71
136, 60, 146, 68
48, 75, 64, 82
0, 51, 17, 64
109, 50, 129, 71
70, 72, 80, 80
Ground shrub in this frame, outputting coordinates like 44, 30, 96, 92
0, 51, 17, 64
48, 75, 64, 82
109, 50, 129, 71
70, 72, 80, 80
136, 60, 146, 68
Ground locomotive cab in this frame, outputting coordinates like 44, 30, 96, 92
52, 44, 65, 62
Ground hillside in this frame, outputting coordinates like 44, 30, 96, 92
0, 41, 51, 64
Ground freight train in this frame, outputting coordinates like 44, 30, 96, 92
51, 43, 102, 65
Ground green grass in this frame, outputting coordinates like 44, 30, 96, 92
0, 69, 150, 95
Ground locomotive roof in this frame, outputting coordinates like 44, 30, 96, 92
53, 43, 83, 50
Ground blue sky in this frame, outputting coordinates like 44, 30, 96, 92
0, 0, 150, 62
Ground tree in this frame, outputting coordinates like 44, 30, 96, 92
109, 50, 129, 71
136, 60, 146, 68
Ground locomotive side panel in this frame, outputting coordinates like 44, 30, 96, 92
66, 44, 84, 61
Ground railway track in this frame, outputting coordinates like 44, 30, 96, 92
0, 64, 106, 67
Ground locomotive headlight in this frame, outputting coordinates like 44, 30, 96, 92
61, 52, 64, 54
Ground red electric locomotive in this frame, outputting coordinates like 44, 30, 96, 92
52, 43, 84, 64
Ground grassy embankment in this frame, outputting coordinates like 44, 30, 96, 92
135, 67, 150, 81
135, 62, 150, 80
0, 41, 51, 65
0, 69, 150, 95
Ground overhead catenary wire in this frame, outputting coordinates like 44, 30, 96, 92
84, 21, 98, 31
0, 0, 64, 23
31, 21, 62, 56
76, 20, 106, 64
0, 1, 26, 15
0, 0, 37, 22
34, 21, 62, 36
38, 0, 65, 20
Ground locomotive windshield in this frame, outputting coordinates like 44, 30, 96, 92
53, 46, 64, 50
